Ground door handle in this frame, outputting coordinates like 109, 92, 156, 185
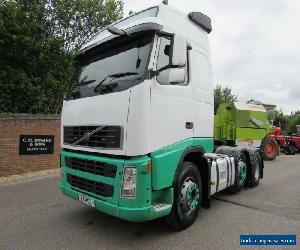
186, 122, 193, 129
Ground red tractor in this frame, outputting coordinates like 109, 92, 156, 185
288, 125, 300, 154
269, 125, 300, 155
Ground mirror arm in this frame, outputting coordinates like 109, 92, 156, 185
148, 65, 170, 78
148, 69, 160, 79
148, 63, 185, 79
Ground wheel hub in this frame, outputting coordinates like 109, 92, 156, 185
180, 178, 200, 212
265, 143, 275, 156
238, 160, 247, 181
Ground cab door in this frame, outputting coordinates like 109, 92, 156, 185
150, 36, 193, 152
190, 48, 214, 138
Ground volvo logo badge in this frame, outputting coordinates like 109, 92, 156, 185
72, 126, 105, 146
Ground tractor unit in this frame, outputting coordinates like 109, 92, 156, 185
59, 2, 264, 229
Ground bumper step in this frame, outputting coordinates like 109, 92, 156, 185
153, 203, 172, 212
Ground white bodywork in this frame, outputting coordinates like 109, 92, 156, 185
149, 6, 213, 152
61, 4, 213, 156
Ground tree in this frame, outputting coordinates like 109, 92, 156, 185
0, 0, 123, 114
48, 0, 123, 52
273, 109, 300, 135
214, 85, 238, 113
287, 113, 300, 135
0, 1, 74, 113
273, 110, 290, 133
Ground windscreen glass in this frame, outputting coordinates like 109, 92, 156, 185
66, 32, 154, 100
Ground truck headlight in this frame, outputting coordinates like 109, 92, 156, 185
121, 167, 137, 198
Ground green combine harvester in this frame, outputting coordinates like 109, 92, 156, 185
214, 102, 278, 160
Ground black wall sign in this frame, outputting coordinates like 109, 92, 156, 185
19, 135, 55, 155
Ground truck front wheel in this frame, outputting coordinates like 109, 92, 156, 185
166, 161, 202, 230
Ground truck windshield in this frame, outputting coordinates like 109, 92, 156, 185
66, 31, 154, 100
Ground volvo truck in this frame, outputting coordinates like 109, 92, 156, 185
59, 2, 264, 229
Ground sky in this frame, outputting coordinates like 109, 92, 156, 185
123, 0, 300, 114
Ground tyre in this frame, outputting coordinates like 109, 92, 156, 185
248, 151, 262, 187
284, 145, 296, 155
166, 161, 202, 230
228, 152, 247, 194
261, 136, 277, 161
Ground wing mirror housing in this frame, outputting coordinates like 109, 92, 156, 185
158, 68, 185, 85
171, 34, 187, 67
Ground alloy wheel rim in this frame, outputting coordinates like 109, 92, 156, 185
179, 178, 200, 214
238, 160, 247, 182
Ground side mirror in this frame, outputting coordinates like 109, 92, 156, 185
158, 68, 185, 85
172, 34, 187, 67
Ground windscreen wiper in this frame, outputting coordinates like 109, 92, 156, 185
65, 79, 96, 99
94, 72, 139, 92
75, 79, 96, 87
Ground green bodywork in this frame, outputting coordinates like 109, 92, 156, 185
151, 137, 213, 190
214, 103, 270, 142
59, 137, 213, 222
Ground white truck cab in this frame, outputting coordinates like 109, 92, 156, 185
60, 3, 263, 229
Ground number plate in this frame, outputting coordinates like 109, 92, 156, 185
78, 194, 95, 208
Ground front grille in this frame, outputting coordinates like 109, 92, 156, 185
64, 126, 121, 148
67, 174, 114, 197
65, 157, 116, 178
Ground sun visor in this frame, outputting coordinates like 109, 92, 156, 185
78, 17, 163, 55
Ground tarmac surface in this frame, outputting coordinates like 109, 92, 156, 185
0, 155, 299, 250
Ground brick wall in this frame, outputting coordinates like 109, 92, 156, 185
0, 115, 61, 177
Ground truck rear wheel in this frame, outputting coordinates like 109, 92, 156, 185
261, 136, 277, 161
166, 161, 202, 230
247, 151, 262, 187
228, 152, 247, 194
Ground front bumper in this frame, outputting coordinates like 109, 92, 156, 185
59, 181, 171, 222
59, 149, 172, 222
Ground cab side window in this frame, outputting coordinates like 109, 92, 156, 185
157, 37, 171, 71
156, 36, 189, 85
